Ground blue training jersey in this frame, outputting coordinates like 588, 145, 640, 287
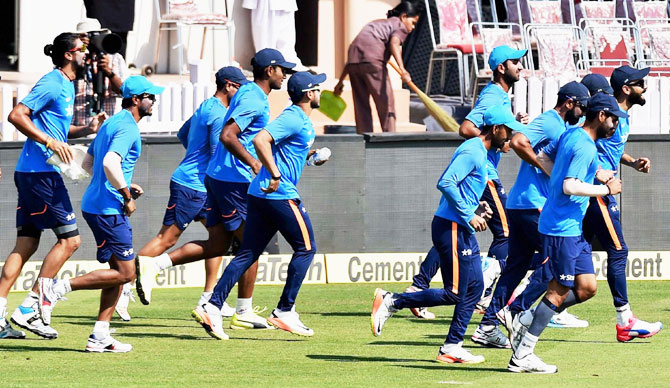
538, 127, 599, 237
16, 69, 75, 173
465, 81, 511, 181
507, 109, 567, 210
435, 137, 488, 233
171, 96, 227, 192
82, 110, 142, 215
249, 105, 315, 200
206, 82, 270, 183
596, 116, 629, 172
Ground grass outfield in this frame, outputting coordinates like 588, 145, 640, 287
2, 281, 669, 387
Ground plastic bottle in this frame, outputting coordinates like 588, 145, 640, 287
306, 147, 331, 166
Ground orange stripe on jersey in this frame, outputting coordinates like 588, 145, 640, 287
166, 204, 176, 210
289, 200, 312, 251
487, 180, 509, 237
451, 222, 459, 295
30, 204, 48, 216
596, 196, 623, 250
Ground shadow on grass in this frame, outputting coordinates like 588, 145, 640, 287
318, 312, 370, 317
396, 364, 509, 373
543, 338, 648, 345
60, 319, 190, 329
368, 340, 434, 347
0, 344, 82, 353
231, 336, 305, 342
307, 354, 427, 363
119, 332, 202, 340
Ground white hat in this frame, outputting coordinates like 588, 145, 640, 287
75, 18, 104, 34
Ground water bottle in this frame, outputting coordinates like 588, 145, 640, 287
306, 147, 331, 166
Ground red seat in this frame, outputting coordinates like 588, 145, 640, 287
438, 42, 484, 54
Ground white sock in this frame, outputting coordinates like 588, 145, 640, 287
515, 332, 539, 359
480, 324, 496, 332
53, 279, 72, 297
440, 341, 462, 353
198, 291, 213, 306
0, 297, 7, 318
236, 298, 252, 315
21, 292, 39, 307
155, 253, 173, 271
93, 321, 110, 337
616, 304, 633, 326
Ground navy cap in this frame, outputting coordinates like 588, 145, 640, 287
610, 65, 650, 92
483, 105, 526, 132
488, 45, 527, 70
120, 76, 165, 99
215, 66, 250, 86
581, 74, 613, 96
558, 81, 590, 105
251, 48, 296, 70
287, 71, 327, 101
587, 93, 629, 118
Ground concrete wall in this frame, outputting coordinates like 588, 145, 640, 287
0, 133, 668, 262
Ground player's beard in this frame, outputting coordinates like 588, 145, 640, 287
629, 89, 646, 106
565, 107, 581, 125
502, 63, 520, 85
139, 102, 153, 118
310, 99, 320, 109
597, 121, 616, 139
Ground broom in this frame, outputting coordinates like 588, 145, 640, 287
387, 61, 459, 132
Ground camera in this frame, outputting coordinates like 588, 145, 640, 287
84, 31, 122, 113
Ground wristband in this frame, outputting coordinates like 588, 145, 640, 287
607, 184, 612, 195
271, 175, 281, 181
45, 137, 53, 149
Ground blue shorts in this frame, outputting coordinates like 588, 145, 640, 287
204, 176, 248, 231
542, 234, 594, 288
162, 180, 208, 231
83, 211, 134, 264
15, 171, 79, 239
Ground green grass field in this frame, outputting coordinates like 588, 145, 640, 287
2, 281, 669, 387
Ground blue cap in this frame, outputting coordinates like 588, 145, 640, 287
558, 81, 590, 105
581, 74, 613, 96
252, 48, 296, 70
610, 65, 650, 92
587, 93, 629, 118
287, 72, 327, 101
483, 105, 526, 132
120, 76, 165, 99
488, 45, 528, 70
215, 66, 250, 86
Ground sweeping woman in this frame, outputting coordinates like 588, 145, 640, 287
333, 1, 419, 134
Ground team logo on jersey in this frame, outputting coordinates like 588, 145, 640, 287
500, 187, 505, 195
66, 105, 73, 117
122, 248, 134, 257
559, 274, 575, 281
302, 206, 307, 213
183, 222, 190, 229
65, 213, 76, 221
462, 249, 473, 256
611, 205, 619, 212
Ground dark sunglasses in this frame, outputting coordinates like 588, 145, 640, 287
627, 80, 645, 88
136, 93, 156, 102
68, 44, 87, 53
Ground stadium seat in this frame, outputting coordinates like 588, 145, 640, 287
424, 0, 484, 104
526, 0, 577, 25
579, 19, 641, 76
637, 24, 670, 76
153, 0, 234, 75
525, 24, 588, 79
